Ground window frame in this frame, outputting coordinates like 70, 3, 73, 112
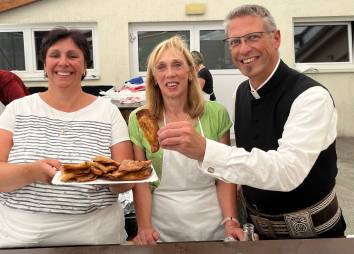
293, 18, 354, 73
0, 23, 100, 81
128, 21, 241, 77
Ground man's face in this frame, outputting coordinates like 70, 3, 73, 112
227, 15, 280, 87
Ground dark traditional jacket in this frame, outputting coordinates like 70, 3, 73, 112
234, 60, 337, 215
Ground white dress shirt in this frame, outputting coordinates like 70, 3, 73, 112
199, 66, 337, 192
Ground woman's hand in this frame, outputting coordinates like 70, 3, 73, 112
29, 158, 61, 184
224, 220, 243, 241
133, 227, 160, 245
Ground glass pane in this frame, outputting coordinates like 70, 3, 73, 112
294, 24, 349, 63
200, 30, 234, 69
0, 32, 25, 70
138, 31, 190, 72
34, 29, 94, 70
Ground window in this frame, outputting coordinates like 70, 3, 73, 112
199, 30, 233, 69
0, 24, 98, 80
137, 31, 190, 72
0, 31, 25, 70
129, 22, 238, 76
293, 20, 354, 72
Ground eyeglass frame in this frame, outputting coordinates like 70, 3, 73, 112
223, 31, 275, 48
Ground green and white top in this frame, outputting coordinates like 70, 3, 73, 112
128, 101, 232, 189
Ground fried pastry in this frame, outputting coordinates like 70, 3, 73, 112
136, 109, 160, 153
118, 159, 152, 172
59, 156, 153, 182
118, 167, 152, 181
93, 155, 120, 167
60, 162, 91, 182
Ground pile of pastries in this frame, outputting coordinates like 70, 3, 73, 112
60, 156, 152, 182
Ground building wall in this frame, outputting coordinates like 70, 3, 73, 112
0, 0, 353, 136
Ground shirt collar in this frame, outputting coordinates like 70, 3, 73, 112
249, 58, 281, 99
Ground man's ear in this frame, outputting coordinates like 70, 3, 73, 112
273, 30, 281, 49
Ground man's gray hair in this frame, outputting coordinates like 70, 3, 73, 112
224, 4, 277, 34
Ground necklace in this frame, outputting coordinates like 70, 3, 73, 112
48, 106, 78, 136
60, 112, 78, 136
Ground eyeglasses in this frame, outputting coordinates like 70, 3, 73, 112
223, 31, 274, 48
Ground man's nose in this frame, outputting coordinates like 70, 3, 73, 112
238, 39, 252, 54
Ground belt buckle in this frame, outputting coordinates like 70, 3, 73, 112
250, 214, 277, 239
284, 210, 316, 238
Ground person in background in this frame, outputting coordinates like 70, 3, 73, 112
191, 51, 216, 101
0, 28, 133, 248
157, 5, 346, 239
129, 36, 242, 244
0, 70, 29, 112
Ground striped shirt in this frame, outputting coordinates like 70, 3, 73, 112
0, 94, 129, 214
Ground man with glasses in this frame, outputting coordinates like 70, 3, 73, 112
158, 4, 346, 239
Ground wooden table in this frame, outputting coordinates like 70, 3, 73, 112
1, 238, 353, 254
111, 101, 145, 123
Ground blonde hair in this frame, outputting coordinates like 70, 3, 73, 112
145, 36, 204, 119
191, 50, 204, 66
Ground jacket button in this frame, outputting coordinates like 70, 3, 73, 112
207, 167, 215, 173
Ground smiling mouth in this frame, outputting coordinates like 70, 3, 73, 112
166, 82, 178, 87
55, 71, 73, 76
241, 57, 257, 64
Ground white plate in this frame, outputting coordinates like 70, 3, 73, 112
51, 166, 158, 185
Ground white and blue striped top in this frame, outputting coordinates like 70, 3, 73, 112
0, 94, 129, 214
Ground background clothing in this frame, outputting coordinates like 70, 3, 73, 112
0, 94, 129, 214
0, 70, 29, 106
129, 101, 232, 188
198, 67, 216, 101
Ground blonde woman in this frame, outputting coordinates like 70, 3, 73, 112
129, 36, 242, 244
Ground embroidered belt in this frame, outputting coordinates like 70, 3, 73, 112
241, 189, 341, 238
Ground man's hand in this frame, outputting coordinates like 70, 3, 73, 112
157, 120, 206, 161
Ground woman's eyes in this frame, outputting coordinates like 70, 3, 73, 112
172, 62, 182, 68
47, 51, 80, 59
155, 61, 184, 73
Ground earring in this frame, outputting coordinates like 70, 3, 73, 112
81, 71, 87, 80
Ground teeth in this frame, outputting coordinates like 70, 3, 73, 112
57, 72, 71, 76
243, 57, 255, 64
166, 82, 177, 87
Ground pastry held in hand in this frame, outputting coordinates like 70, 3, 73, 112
136, 109, 160, 153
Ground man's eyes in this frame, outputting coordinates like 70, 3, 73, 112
227, 38, 239, 46
246, 34, 261, 41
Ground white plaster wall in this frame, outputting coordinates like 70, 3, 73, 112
0, 0, 353, 136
